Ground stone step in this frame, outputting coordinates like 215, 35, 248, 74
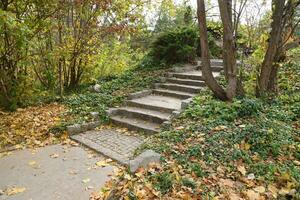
170, 72, 203, 80
198, 65, 223, 72
198, 59, 224, 67
125, 95, 181, 114
160, 83, 202, 94
166, 78, 206, 87
110, 115, 160, 134
170, 71, 220, 81
111, 107, 170, 124
125, 100, 175, 113
152, 89, 195, 99
198, 59, 241, 69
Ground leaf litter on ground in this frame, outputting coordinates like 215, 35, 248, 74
0, 103, 71, 151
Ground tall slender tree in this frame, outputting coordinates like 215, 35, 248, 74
197, 0, 228, 100
218, 0, 239, 99
197, 0, 242, 101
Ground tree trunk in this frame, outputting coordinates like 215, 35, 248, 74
218, 0, 241, 99
267, 43, 286, 93
58, 19, 64, 97
257, 0, 285, 96
267, 64, 278, 93
197, 0, 228, 101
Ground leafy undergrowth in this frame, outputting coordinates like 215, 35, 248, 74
0, 67, 168, 151
63, 69, 167, 124
0, 103, 71, 151
92, 91, 300, 200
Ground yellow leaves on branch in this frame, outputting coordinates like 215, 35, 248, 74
0, 103, 68, 150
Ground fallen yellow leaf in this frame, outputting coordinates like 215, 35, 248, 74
245, 189, 260, 200
82, 178, 90, 184
28, 161, 36, 166
96, 160, 109, 167
5, 187, 26, 196
237, 165, 246, 176
244, 143, 251, 150
268, 184, 278, 198
219, 178, 235, 188
253, 186, 265, 193
50, 153, 59, 158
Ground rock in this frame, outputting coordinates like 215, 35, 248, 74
67, 124, 82, 135
161, 121, 171, 129
81, 121, 100, 132
67, 121, 100, 135
129, 150, 161, 173
247, 173, 255, 180
90, 121, 100, 128
171, 111, 181, 119
89, 84, 101, 92
105, 108, 118, 117
90, 112, 99, 120
181, 98, 193, 109
93, 84, 101, 92
80, 123, 90, 132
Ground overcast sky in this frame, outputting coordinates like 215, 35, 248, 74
146, 0, 272, 29
177, 0, 272, 24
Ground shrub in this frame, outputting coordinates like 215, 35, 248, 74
149, 26, 221, 65
150, 26, 198, 64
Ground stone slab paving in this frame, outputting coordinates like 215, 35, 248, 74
71, 130, 144, 165
0, 144, 114, 200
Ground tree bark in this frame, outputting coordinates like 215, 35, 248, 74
218, 0, 241, 99
197, 0, 228, 101
58, 17, 64, 97
257, 0, 285, 96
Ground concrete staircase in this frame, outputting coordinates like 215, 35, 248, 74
107, 59, 223, 134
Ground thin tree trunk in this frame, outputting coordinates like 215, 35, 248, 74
221, 0, 233, 80
58, 19, 64, 97
218, 0, 240, 100
197, 0, 228, 101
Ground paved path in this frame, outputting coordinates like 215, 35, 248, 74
71, 130, 145, 165
0, 144, 115, 200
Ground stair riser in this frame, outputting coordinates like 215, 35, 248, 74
125, 101, 175, 114
110, 118, 158, 134
171, 74, 204, 80
152, 90, 192, 99
160, 85, 201, 94
166, 78, 206, 87
198, 60, 224, 67
198, 65, 223, 72
113, 110, 168, 124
